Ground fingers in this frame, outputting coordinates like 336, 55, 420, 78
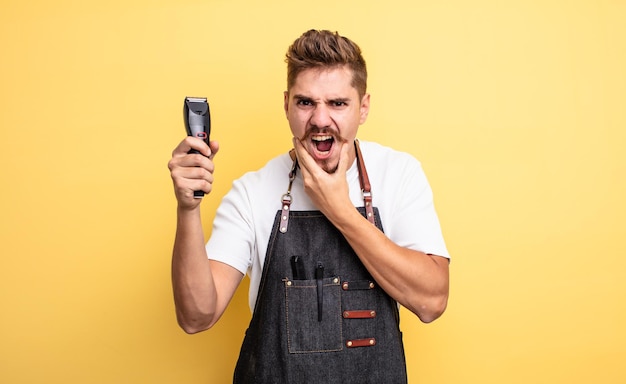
172, 136, 213, 158
170, 137, 219, 168
169, 137, 219, 207
173, 166, 215, 196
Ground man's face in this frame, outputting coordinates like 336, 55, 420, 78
284, 66, 370, 173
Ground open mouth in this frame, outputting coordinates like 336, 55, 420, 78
312, 135, 334, 153
301, 131, 346, 173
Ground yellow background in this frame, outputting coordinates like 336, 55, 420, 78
1, 0, 625, 383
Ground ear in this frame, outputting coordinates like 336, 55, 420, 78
283, 91, 289, 117
359, 93, 371, 124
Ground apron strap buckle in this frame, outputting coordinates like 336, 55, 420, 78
279, 194, 292, 233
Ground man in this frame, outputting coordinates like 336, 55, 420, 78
168, 29, 450, 383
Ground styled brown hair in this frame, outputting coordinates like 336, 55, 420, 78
285, 29, 367, 98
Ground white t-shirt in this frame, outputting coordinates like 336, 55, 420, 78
206, 140, 450, 311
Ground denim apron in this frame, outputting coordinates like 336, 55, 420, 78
234, 142, 408, 383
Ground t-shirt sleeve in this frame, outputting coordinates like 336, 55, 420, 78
205, 179, 255, 275
390, 156, 450, 259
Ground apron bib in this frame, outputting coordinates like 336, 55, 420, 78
234, 142, 408, 383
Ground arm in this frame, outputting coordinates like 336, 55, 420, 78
168, 137, 244, 333
293, 139, 449, 323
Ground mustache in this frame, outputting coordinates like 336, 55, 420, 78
297, 126, 348, 143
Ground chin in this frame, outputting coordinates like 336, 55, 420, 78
318, 159, 340, 174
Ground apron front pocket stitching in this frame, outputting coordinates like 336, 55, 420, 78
284, 277, 343, 353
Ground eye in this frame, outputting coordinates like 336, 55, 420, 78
296, 98, 314, 107
330, 99, 349, 108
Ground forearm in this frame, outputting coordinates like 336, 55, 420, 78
329, 208, 449, 323
171, 207, 218, 333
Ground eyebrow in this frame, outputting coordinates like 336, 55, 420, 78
329, 97, 350, 104
292, 94, 350, 104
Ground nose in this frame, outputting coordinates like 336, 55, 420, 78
310, 104, 332, 128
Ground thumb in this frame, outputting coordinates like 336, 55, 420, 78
208, 140, 220, 160
335, 140, 352, 174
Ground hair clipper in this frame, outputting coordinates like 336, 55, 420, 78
183, 97, 211, 198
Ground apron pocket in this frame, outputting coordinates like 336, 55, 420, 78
284, 277, 342, 353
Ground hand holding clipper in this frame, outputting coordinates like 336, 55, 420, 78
183, 97, 211, 198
